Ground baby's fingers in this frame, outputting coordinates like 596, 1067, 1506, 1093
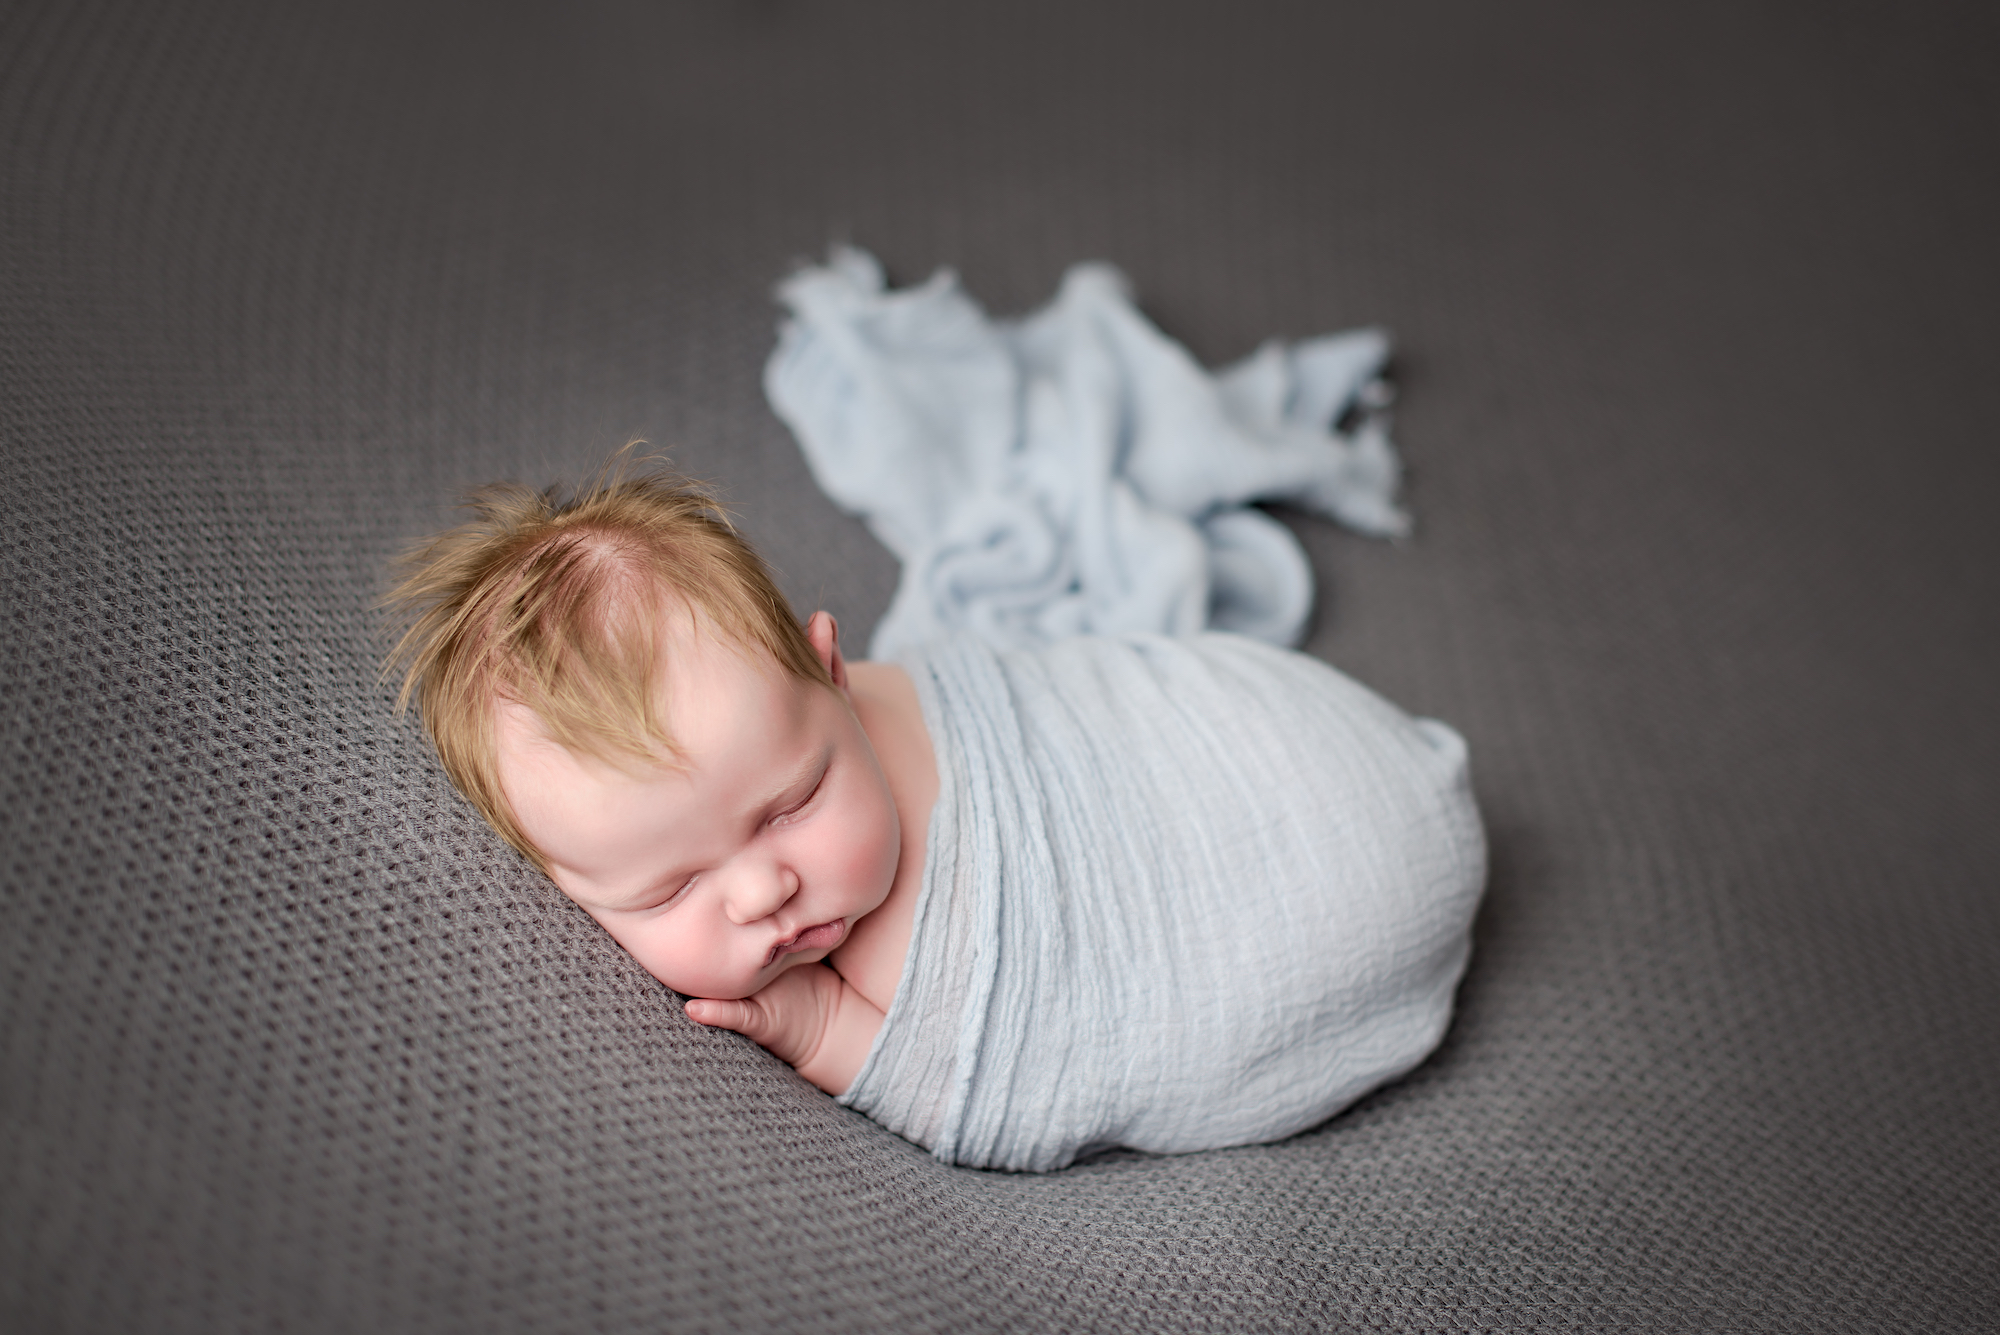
683, 969, 832, 1070
684, 997, 760, 1035
686, 994, 816, 1066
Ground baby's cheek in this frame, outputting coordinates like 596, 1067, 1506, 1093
627, 918, 748, 1000
828, 808, 897, 886
863, 788, 904, 862
865, 812, 902, 887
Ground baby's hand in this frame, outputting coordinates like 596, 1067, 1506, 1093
685, 963, 879, 1095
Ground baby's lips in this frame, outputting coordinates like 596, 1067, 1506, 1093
767, 918, 846, 966
791, 919, 846, 953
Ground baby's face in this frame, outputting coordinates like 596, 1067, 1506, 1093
493, 619, 900, 1000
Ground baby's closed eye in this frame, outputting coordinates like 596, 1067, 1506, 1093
635, 872, 699, 913
767, 764, 829, 827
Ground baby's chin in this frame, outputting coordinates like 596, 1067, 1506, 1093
746, 941, 838, 992
666, 949, 830, 1002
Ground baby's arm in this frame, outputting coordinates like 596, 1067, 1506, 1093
684, 963, 884, 1096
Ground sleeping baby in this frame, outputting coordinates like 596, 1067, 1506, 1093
387, 460, 1485, 1172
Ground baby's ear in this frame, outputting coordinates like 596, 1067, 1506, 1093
804, 610, 849, 692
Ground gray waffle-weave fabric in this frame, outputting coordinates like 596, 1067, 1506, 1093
3, 1, 1997, 1331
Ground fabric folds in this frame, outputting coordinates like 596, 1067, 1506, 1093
765, 248, 1408, 659
839, 632, 1486, 1172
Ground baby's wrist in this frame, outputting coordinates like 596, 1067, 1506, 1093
791, 967, 883, 1097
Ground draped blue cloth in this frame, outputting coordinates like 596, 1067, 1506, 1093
841, 632, 1486, 1172
765, 248, 1408, 659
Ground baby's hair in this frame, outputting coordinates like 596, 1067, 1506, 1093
382, 445, 830, 870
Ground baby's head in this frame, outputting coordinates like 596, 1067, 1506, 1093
386, 455, 901, 999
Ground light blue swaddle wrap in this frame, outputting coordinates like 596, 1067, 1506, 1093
838, 631, 1486, 1172
765, 247, 1408, 659
765, 248, 1483, 1170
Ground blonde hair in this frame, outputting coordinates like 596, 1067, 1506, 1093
382, 449, 830, 871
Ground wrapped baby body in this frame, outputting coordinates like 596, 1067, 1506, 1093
841, 632, 1487, 1172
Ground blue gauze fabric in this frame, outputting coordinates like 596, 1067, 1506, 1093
764, 248, 1408, 660
839, 632, 1486, 1172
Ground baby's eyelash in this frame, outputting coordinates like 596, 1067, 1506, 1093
771, 767, 829, 824
652, 873, 698, 909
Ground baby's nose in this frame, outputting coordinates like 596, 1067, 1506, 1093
721, 859, 799, 924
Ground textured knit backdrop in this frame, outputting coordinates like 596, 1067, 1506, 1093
3, 2, 1998, 1331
